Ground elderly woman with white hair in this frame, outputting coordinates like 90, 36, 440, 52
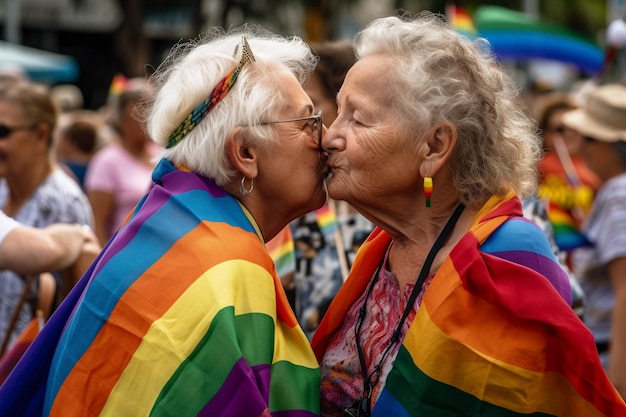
0, 26, 326, 417
311, 12, 626, 417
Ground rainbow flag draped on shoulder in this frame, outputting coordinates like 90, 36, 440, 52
312, 192, 626, 416
0, 158, 320, 417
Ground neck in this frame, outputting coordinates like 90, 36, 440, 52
388, 202, 477, 288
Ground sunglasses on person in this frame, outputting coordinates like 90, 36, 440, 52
259, 110, 323, 148
0, 123, 36, 139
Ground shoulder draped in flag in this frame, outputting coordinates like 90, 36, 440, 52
312, 191, 626, 416
0, 158, 320, 417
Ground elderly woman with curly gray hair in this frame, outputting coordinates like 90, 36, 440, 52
311, 12, 626, 417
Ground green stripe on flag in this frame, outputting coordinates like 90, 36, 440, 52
383, 346, 553, 417
269, 360, 320, 413
149, 307, 275, 416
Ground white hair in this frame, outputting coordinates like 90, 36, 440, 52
138, 25, 317, 186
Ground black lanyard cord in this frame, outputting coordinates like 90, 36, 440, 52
354, 203, 466, 402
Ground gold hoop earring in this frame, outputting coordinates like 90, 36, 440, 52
239, 176, 254, 195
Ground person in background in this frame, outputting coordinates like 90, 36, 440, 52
563, 82, 626, 400
84, 79, 162, 245
0, 210, 100, 384
50, 84, 84, 113
535, 92, 600, 256
54, 112, 102, 189
312, 12, 626, 416
0, 81, 94, 350
0, 210, 98, 276
0, 26, 324, 416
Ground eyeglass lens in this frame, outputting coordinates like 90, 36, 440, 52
0, 124, 34, 139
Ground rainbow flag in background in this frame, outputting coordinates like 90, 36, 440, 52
314, 203, 337, 235
446, 4, 477, 37
548, 202, 592, 251
313, 192, 626, 416
0, 158, 320, 417
267, 226, 296, 280
107, 73, 129, 98
473, 5, 604, 76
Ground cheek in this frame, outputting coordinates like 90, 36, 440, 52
345, 131, 391, 168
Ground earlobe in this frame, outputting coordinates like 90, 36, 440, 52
226, 127, 258, 178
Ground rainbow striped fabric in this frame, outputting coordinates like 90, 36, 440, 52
0, 158, 320, 417
312, 192, 626, 416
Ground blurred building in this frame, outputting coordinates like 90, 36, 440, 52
2, 1, 621, 110
0, 0, 400, 111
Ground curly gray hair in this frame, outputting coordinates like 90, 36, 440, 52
355, 12, 541, 208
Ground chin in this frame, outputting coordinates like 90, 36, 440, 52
325, 180, 347, 202
297, 184, 327, 216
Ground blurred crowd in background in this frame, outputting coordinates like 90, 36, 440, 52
1, 0, 626, 398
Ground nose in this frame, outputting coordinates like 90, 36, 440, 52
320, 120, 344, 155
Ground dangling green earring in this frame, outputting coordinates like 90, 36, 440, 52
424, 177, 433, 207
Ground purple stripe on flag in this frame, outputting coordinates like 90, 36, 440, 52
491, 249, 571, 305
198, 358, 270, 416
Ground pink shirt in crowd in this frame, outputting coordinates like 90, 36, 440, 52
85, 142, 160, 240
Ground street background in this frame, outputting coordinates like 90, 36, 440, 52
1, 0, 625, 110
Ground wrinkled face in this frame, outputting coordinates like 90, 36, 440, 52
321, 55, 421, 208
0, 100, 44, 179
254, 66, 328, 219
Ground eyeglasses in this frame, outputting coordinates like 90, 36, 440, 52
0, 123, 36, 139
259, 110, 323, 148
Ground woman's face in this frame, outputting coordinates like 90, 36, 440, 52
321, 55, 422, 209
253, 67, 328, 219
0, 100, 45, 179
119, 98, 150, 149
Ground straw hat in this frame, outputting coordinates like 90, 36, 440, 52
562, 83, 626, 142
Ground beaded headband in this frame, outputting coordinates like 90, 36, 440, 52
166, 36, 256, 149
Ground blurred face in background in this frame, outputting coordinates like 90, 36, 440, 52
544, 108, 584, 157
0, 100, 48, 179
119, 97, 150, 150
